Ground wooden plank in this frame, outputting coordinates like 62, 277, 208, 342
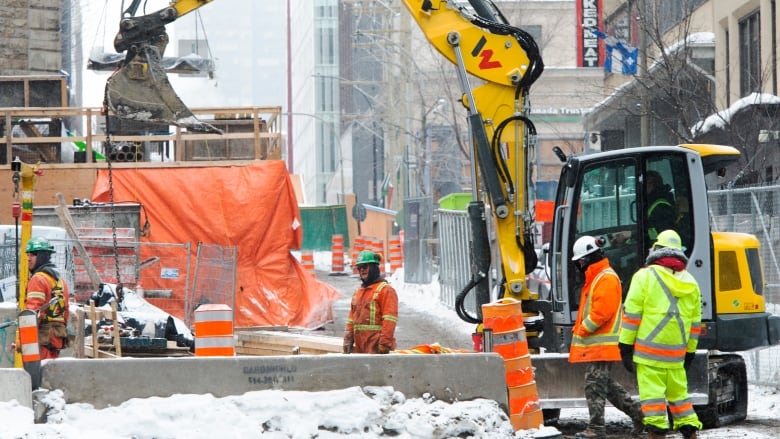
235, 346, 309, 356
235, 330, 342, 354
89, 301, 97, 358
74, 307, 85, 359
111, 301, 122, 357
55, 192, 102, 290
83, 345, 119, 359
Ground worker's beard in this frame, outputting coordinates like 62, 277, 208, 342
361, 264, 381, 286
31, 251, 52, 273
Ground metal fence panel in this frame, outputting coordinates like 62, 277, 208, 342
404, 197, 434, 284
186, 242, 237, 327
437, 209, 473, 312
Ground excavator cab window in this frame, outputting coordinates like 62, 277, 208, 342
570, 158, 639, 305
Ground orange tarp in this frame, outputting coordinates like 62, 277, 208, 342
91, 161, 339, 329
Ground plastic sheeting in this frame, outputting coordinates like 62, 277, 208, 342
91, 161, 339, 329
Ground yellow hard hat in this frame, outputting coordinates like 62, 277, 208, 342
653, 229, 683, 250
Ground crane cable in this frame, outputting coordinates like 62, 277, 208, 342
102, 80, 124, 303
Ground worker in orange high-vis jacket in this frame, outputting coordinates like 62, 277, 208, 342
619, 230, 702, 439
568, 236, 644, 439
25, 237, 70, 360
343, 250, 398, 354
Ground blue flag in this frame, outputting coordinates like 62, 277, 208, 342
590, 28, 638, 75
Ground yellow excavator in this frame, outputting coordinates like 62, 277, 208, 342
401, 0, 780, 429
105, 0, 780, 429
105, 0, 220, 133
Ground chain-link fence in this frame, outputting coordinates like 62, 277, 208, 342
435, 183, 780, 388
185, 242, 237, 327
708, 183, 780, 388
0, 238, 237, 330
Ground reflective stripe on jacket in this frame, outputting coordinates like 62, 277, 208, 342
345, 280, 398, 354
619, 265, 702, 368
568, 258, 622, 363
26, 269, 69, 324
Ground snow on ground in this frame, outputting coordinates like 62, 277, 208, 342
0, 251, 777, 438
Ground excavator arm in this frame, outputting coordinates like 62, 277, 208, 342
106, 0, 220, 133
401, 0, 543, 319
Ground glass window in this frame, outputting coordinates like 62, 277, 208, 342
739, 11, 761, 96
746, 248, 764, 295
718, 251, 741, 292
573, 159, 639, 294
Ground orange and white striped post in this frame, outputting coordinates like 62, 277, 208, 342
389, 235, 403, 274
301, 250, 315, 274
18, 309, 41, 388
18, 310, 40, 363
194, 304, 235, 357
330, 234, 347, 275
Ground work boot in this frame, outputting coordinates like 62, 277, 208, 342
630, 418, 645, 437
646, 425, 667, 439
574, 428, 605, 439
679, 425, 699, 439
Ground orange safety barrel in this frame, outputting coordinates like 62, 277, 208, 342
482, 298, 543, 432
301, 250, 315, 274
194, 304, 235, 357
351, 236, 366, 275
389, 235, 403, 274
331, 234, 346, 274
504, 354, 534, 387
18, 310, 40, 363
482, 298, 529, 359
371, 238, 385, 276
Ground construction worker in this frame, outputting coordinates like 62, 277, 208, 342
619, 229, 702, 439
343, 250, 398, 354
644, 170, 676, 242
569, 235, 644, 439
25, 236, 70, 360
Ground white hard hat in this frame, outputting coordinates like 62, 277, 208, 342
571, 235, 602, 261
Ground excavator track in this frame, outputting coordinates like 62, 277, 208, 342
694, 354, 748, 428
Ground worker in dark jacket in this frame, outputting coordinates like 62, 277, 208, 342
343, 250, 398, 354
25, 237, 70, 360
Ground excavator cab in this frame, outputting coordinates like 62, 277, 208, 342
548, 147, 703, 336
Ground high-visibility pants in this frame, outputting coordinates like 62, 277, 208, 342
636, 363, 703, 431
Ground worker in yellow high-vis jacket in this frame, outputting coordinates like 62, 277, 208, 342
618, 230, 702, 439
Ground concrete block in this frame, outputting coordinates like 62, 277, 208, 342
0, 368, 32, 408
42, 353, 508, 410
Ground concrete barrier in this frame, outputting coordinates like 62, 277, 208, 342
42, 353, 508, 409
0, 368, 32, 408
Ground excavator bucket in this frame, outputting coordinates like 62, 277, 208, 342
106, 42, 221, 134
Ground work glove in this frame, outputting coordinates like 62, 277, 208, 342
618, 342, 635, 373
684, 352, 696, 370
342, 331, 354, 354
376, 344, 391, 354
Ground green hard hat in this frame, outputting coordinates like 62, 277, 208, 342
26, 236, 55, 253
355, 250, 380, 265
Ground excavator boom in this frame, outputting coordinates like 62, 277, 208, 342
401, 0, 543, 316
106, 0, 220, 133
